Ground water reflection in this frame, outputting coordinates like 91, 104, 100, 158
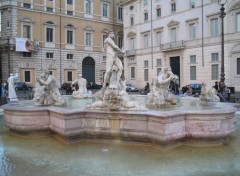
0, 114, 240, 176
0, 129, 12, 176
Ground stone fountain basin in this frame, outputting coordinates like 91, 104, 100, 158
2, 97, 237, 146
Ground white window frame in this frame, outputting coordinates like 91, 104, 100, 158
22, 1, 33, 9
129, 37, 135, 50
44, 0, 56, 12
65, 24, 76, 49
21, 17, 34, 39
131, 67, 135, 79
118, 6, 123, 21
156, 59, 162, 67
85, 0, 93, 18
190, 66, 196, 80
101, 2, 109, 19
189, 0, 195, 8
102, 33, 108, 47
210, 18, 219, 37
190, 55, 196, 64
143, 34, 149, 48
211, 53, 219, 62
65, 0, 75, 16
44, 21, 56, 48
211, 64, 219, 80
189, 23, 196, 40
237, 13, 240, 32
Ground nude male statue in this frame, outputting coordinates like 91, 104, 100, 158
103, 31, 125, 88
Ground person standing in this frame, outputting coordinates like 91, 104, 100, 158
23, 82, 27, 94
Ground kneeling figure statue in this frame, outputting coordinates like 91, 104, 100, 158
71, 74, 92, 98
147, 66, 178, 107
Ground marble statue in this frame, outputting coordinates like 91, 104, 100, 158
72, 74, 92, 98
35, 69, 65, 106
146, 66, 178, 107
199, 82, 220, 102
7, 73, 19, 101
88, 31, 144, 111
102, 31, 124, 89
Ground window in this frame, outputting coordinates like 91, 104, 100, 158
171, 3, 176, 13
212, 64, 219, 80
23, 25, 31, 38
189, 0, 195, 8
144, 69, 149, 81
67, 11, 73, 15
23, 52, 31, 57
102, 3, 108, 17
131, 67, 135, 78
130, 38, 135, 50
67, 30, 73, 44
46, 52, 54, 58
118, 7, 123, 20
156, 8, 161, 18
210, 18, 218, 36
211, 53, 219, 61
47, 7, 53, 12
130, 17, 134, 26
156, 59, 162, 66
67, 71, 73, 82
118, 36, 123, 48
103, 56, 106, 62
86, 32, 92, 46
144, 34, 149, 48
157, 68, 162, 75
103, 34, 107, 47
237, 58, 240, 75
67, 0, 73, 5
49, 71, 53, 75
24, 71, 31, 82
237, 13, 240, 32
144, 12, 148, 21
144, 0, 147, 5
67, 54, 73, 59
86, 0, 92, 14
130, 6, 134, 11
23, 3, 31, 9
46, 28, 53, 42
156, 32, 161, 46
144, 60, 149, 68
190, 55, 196, 64
189, 23, 196, 40
190, 66, 196, 80
171, 28, 177, 43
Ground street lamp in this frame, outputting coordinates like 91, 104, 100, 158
218, 0, 227, 100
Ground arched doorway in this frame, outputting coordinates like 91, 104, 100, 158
82, 57, 95, 84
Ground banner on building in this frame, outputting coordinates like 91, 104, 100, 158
15, 37, 35, 52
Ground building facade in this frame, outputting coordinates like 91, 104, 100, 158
122, 0, 240, 92
0, 0, 123, 86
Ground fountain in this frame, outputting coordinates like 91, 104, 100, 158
1, 31, 238, 147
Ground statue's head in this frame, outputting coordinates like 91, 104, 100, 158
163, 66, 172, 75
108, 31, 115, 39
43, 69, 50, 77
9, 73, 14, 77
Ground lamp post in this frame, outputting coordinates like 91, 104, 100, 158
218, 0, 227, 101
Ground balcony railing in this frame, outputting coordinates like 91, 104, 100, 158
125, 50, 136, 56
160, 40, 185, 51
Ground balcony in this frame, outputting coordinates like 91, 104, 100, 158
125, 50, 136, 56
160, 40, 185, 51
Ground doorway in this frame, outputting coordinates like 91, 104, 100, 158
170, 56, 180, 86
82, 57, 95, 84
